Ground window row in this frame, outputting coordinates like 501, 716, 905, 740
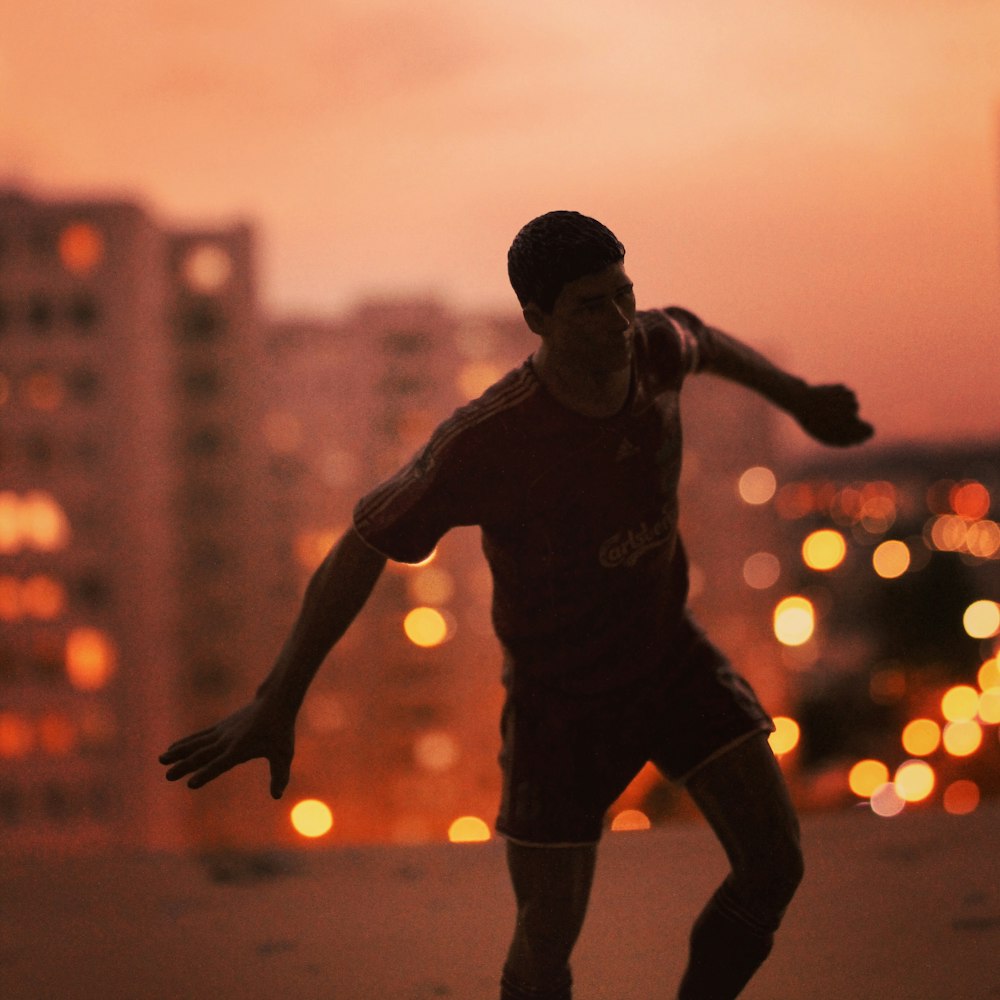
0, 428, 104, 472
0, 367, 102, 414
0, 293, 101, 334
0, 779, 114, 827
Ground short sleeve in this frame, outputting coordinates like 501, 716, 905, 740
663, 306, 709, 374
352, 437, 466, 563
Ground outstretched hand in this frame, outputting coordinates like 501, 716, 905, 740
159, 699, 295, 799
792, 383, 874, 447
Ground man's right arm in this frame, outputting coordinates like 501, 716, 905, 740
159, 526, 387, 798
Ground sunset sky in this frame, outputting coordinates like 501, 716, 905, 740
3, 0, 1000, 444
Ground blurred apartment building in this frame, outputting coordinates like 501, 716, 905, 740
0, 188, 284, 853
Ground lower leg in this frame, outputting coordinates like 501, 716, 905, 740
675, 733, 804, 999
502, 841, 597, 1000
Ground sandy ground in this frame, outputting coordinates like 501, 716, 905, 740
2, 802, 998, 1000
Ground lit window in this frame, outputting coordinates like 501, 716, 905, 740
66, 627, 117, 691
0, 713, 33, 759
59, 222, 104, 275
22, 491, 71, 551
21, 576, 66, 620
183, 243, 232, 293
25, 370, 65, 410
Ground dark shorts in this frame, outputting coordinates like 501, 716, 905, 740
495, 616, 774, 846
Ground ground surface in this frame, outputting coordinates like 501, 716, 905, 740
2, 803, 998, 999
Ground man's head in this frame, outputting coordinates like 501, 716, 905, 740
507, 211, 626, 314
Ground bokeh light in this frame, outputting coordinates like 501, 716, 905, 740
611, 809, 651, 832
872, 539, 910, 579
738, 466, 777, 505
949, 481, 990, 520
801, 529, 846, 571
413, 730, 459, 773
0, 713, 33, 759
65, 627, 117, 691
742, 551, 781, 590
941, 685, 980, 723
403, 606, 449, 647
183, 242, 233, 292
773, 596, 815, 646
943, 780, 980, 816
893, 759, 935, 803
448, 816, 491, 843
942, 720, 983, 757
849, 759, 889, 798
58, 222, 104, 274
963, 600, 1000, 639
978, 657, 1000, 692
290, 799, 334, 838
901, 718, 941, 757
870, 782, 905, 818
978, 689, 1000, 725
768, 716, 801, 756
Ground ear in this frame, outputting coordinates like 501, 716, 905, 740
522, 304, 548, 338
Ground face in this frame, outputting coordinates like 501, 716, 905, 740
526, 262, 637, 374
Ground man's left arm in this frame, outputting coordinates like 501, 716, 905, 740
697, 324, 874, 447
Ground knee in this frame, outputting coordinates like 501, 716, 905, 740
734, 832, 804, 914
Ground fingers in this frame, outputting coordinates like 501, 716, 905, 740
269, 755, 292, 800
163, 741, 225, 783
159, 728, 217, 765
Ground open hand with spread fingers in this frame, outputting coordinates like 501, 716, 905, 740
159, 699, 295, 800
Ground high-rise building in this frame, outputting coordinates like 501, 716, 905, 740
0, 188, 292, 853
0, 189, 181, 852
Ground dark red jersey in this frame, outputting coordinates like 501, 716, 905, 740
354, 307, 717, 695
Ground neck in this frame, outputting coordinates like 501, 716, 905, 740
532, 344, 631, 418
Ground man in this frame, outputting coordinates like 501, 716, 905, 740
161, 211, 873, 999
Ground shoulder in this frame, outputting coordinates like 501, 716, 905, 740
425, 360, 540, 463
634, 306, 707, 377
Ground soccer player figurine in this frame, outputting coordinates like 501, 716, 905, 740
161, 211, 873, 999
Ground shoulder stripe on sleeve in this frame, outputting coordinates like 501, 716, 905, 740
355, 365, 538, 527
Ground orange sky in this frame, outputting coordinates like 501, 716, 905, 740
3, 0, 1000, 445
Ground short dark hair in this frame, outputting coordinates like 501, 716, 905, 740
507, 211, 625, 313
